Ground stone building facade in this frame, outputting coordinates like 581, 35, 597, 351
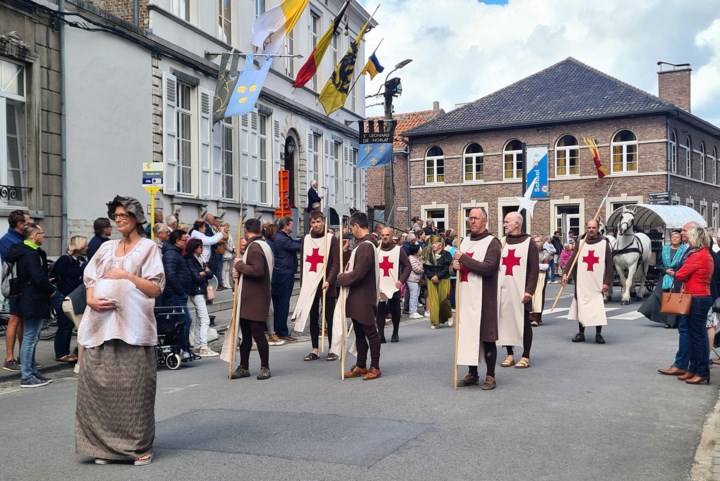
404, 58, 720, 239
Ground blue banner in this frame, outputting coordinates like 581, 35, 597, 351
526, 146, 549, 198
356, 142, 393, 169
224, 54, 272, 119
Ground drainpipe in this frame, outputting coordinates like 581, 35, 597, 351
59, 0, 68, 251
405, 141, 411, 229
133, 0, 139, 26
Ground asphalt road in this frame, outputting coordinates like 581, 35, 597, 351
0, 284, 716, 481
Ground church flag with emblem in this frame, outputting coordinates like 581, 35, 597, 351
293, 0, 350, 89
583, 137, 609, 178
356, 142, 392, 169
251, 0, 309, 55
224, 54, 272, 119
318, 19, 370, 116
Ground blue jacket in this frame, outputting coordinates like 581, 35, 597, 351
6, 242, 55, 319
0, 227, 23, 262
273, 230, 301, 274
161, 243, 192, 297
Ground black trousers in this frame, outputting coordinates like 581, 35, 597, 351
353, 320, 381, 369
468, 342, 497, 378
504, 310, 533, 358
309, 288, 336, 349
376, 291, 401, 337
239, 319, 269, 369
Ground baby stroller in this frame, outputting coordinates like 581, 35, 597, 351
155, 305, 191, 370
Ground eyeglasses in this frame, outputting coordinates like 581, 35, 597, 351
468, 217, 483, 222
111, 213, 130, 220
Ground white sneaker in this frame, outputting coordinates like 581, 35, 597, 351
199, 348, 220, 357
448, 317, 455, 327
430, 325, 438, 330
424, 312, 430, 317
409, 312, 423, 319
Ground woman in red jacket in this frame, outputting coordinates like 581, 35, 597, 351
674, 227, 714, 385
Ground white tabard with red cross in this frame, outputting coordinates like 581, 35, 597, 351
496, 238, 530, 348
377, 245, 401, 301
569, 239, 608, 327
457, 235, 495, 366
292, 233, 332, 333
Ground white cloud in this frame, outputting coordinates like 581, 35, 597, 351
359, 0, 720, 127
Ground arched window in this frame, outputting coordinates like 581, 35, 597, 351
425, 146, 444, 184
555, 135, 579, 176
685, 136, 692, 177
503, 139, 523, 180
700, 141, 706, 181
611, 130, 638, 173
463, 143, 484, 182
669, 130, 677, 173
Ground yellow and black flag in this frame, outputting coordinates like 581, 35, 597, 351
318, 19, 370, 116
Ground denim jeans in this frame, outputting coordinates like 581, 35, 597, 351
673, 315, 690, 370
407, 281, 420, 315
212, 253, 224, 287
687, 295, 713, 378
164, 294, 192, 350
548, 258, 556, 282
20, 318, 43, 381
272, 272, 295, 337
52, 291, 74, 358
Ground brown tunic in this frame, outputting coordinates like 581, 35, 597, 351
459, 231, 502, 341
379, 243, 412, 284
504, 233, 540, 312
338, 234, 378, 325
235, 236, 271, 322
565, 234, 614, 289
299, 232, 341, 298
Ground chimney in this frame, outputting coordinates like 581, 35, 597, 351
657, 61, 691, 112
432, 101, 440, 110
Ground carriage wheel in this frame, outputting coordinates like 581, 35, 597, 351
166, 353, 181, 370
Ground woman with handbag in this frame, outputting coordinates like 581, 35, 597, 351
659, 227, 714, 384
185, 238, 218, 357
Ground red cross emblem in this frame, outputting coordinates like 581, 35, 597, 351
305, 247, 324, 272
582, 249, 600, 271
460, 252, 474, 282
379, 256, 395, 277
501, 248, 522, 276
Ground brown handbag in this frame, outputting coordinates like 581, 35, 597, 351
661, 284, 692, 315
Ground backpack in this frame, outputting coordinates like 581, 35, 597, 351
1, 260, 22, 298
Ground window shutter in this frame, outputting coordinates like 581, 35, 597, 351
199, 88, 212, 199
273, 120, 281, 209
344, 146, 352, 204
163, 73, 178, 194
306, 130, 314, 183
247, 111, 260, 203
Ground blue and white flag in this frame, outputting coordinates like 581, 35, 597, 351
224, 54, 272, 119
356, 143, 392, 169
525, 146, 549, 198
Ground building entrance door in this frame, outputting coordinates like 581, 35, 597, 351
555, 205, 580, 244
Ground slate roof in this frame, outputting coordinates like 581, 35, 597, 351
368, 109, 444, 149
405, 57, 683, 137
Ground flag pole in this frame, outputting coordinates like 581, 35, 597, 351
551, 181, 614, 311
320, 211, 330, 353
227, 200, 244, 379
344, 5, 382, 97
340, 221, 347, 379
453, 192, 462, 389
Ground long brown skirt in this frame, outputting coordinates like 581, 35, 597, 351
75, 339, 156, 461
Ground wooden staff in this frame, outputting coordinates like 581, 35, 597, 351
340, 225, 347, 380
551, 181, 614, 311
453, 198, 462, 390
227, 213, 244, 379
320, 214, 329, 353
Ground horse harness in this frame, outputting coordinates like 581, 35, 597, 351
612, 234, 645, 268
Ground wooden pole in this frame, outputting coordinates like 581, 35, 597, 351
227, 215, 243, 379
453, 200, 462, 390
320, 216, 329, 352
340, 227, 347, 380
551, 181, 614, 311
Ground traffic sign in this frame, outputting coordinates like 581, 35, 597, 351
142, 162, 164, 187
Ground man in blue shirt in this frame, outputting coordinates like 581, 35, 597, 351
272, 217, 301, 340
1, 210, 30, 371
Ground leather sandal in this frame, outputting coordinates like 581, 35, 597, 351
303, 353, 320, 361
500, 355, 515, 367
514, 357, 531, 369
134, 453, 153, 466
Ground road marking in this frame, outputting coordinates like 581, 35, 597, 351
161, 383, 201, 394
609, 312, 645, 320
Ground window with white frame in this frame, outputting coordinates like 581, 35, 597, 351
423, 208, 447, 232
171, 0, 190, 21
714, 147, 719, 185
310, 12, 320, 90
425, 146, 444, 184
700, 142, 706, 181
285, 28, 295, 78
463, 143, 483, 182
684, 136, 692, 177
218, 0, 231, 43
503, 139, 523, 180
670, 130, 677, 173
713, 205, 719, 230
258, 113, 269, 204
611, 130, 638, 173
700, 203, 707, 222
555, 134, 579, 176
255, 0, 265, 18
686, 198, 694, 209
352, 148, 360, 208
0, 59, 27, 204
176, 81, 193, 194
221, 119, 233, 199
333, 141, 341, 202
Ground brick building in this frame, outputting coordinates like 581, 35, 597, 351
403, 57, 720, 238
1, 1, 63, 254
365, 106, 443, 231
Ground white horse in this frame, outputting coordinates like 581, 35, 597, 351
609, 207, 651, 305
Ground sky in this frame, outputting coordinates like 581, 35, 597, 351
358, 0, 720, 127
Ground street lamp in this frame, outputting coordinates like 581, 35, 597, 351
381, 58, 412, 228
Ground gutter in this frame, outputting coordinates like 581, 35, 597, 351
59, 0, 68, 248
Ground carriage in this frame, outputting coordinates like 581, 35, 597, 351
604, 203, 707, 303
